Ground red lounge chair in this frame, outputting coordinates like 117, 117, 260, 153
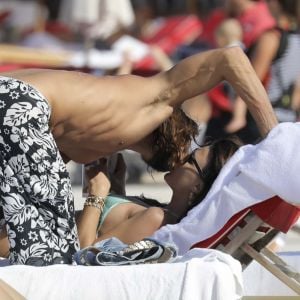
135, 15, 202, 70
192, 196, 300, 294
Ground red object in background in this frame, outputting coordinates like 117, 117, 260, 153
201, 1, 275, 114
192, 196, 300, 249
0, 64, 26, 72
252, 196, 300, 233
45, 21, 72, 37
135, 15, 202, 70
191, 195, 300, 293
207, 85, 233, 116
199, 1, 275, 49
238, 1, 275, 49
0, 10, 11, 24
199, 9, 226, 48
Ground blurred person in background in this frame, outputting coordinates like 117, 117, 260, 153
173, 0, 276, 144
224, 0, 275, 49
175, 0, 275, 57
192, 0, 225, 19
59, 0, 135, 48
226, 0, 300, 135
214, 18, 244, 49
0, 0, 44, 43
212, 19, 249, 138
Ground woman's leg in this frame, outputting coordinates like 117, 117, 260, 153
96, 206, 165, 244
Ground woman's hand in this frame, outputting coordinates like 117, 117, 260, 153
85, 158, 111, 197
78, 158, 111, 248
109, 153, 127, 196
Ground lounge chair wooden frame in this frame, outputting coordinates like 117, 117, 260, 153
192, 196, 300, 295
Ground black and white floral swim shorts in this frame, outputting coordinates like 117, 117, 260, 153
0, 76, 79, 265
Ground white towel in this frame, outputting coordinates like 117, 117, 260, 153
152, 122, 300, 255
0, 248, 243, 300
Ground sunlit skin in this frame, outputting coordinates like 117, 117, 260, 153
77, 147, 210, 247
0, 47, 277, 253
0, 147, 209, 251
164, 147, 210, 216
2, 47, 277, 164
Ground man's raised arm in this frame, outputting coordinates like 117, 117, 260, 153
161, 46, 278, 137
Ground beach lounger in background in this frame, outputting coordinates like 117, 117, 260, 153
192, 196, 300, 295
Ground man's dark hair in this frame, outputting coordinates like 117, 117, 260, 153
145, 108, 199, 172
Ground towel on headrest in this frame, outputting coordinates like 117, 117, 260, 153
151, 122, 300, 255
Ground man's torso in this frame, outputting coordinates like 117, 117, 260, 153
0, 69, 170, 163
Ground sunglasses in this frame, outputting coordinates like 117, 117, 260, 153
183, 149, 205, 179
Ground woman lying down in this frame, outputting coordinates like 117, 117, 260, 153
0, 136, 242, 259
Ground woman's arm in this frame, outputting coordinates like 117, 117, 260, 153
77, 154, 127, 248
77, 159, 111, 248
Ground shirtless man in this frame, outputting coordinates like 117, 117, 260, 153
0, 47, 277, 265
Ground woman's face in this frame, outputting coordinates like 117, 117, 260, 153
164, 146, 210, 200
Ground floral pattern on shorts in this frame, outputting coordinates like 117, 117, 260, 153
0, 76, 79, 265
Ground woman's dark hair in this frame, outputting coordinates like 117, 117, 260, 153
145, 108, 199, 172
187, 135, 244, 211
